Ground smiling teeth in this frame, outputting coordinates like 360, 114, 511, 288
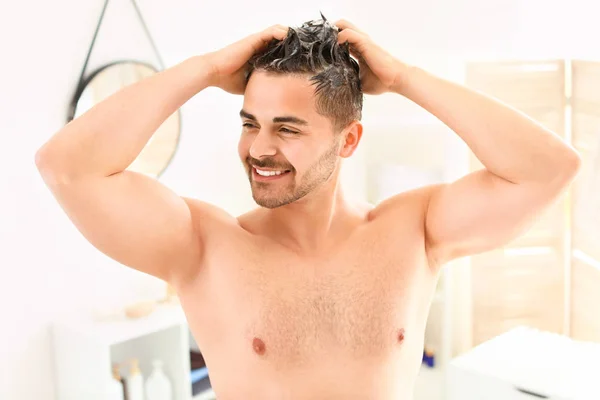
256, 168, 284, 177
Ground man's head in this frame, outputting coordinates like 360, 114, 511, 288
238, 15, 364, 209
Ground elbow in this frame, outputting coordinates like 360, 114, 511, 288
34, 145, 49, 171
34, 145, 52, 176
34, 145, 72, 186
570, 148, 582, 170
35, 146, 57, 185
562, 147, 582, 181
548, 147, 582, 190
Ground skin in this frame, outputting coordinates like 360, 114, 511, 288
239, 72, 343, 210
35, 20, 581, 399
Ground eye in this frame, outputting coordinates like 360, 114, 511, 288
280, 127, 298, 134
242, 122, 257, 129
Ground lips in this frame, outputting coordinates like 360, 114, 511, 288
251, 167, 291, 181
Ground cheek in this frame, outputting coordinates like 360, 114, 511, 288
278, 143, 304, 170
282, 143, 319, 174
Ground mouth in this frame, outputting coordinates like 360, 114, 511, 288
251, 167, 292, 182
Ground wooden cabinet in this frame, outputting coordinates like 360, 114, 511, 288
465, 60, 570, 346
571, 257, 600, 341
570, 60, 600, 342
457, 59, 600, 346
471, 249, 565, 343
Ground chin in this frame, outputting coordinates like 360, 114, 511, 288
252, 187, 315, 209
251, 187, 299, 209
252, 194, 290, 209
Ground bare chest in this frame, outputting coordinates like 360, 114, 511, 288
195, 239, 432, 368
248, 266, 404, 363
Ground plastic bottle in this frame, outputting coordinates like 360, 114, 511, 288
107, 364, 125, 400
145, 359, 173, 400
126, 359, 144, 400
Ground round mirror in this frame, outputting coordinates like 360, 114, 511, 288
68, 61, 181, 178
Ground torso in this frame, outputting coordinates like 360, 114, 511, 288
177, 192, 440, 399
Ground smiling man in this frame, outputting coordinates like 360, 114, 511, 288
35, 15, 580, 400
239, 72, 348, 210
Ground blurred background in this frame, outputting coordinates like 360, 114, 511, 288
1, 0, 600, 399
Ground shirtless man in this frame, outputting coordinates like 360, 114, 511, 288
35, 17, 580, 400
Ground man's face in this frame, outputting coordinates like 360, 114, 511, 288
238, 71, 340, 209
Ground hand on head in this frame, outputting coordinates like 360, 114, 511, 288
204, 25, 289, 94
203, 16, 407, 96
334, 19, 406, 94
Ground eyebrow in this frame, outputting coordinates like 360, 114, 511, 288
239, 109, 309, 126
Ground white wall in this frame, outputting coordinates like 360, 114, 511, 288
1, 0, 599, 399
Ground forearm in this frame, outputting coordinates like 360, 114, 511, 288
394, 65, 581, 184
36, 55, 213, 181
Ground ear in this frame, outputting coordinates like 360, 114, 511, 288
338, 121, 363, 158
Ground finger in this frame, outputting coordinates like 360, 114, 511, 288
249, 25, 289, 53
334, 19, 366, 35
263, 24, 289, 41
337, 28, 368, 51
347, 45, 366, 63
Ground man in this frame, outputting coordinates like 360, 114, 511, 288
36, 16, 580, 400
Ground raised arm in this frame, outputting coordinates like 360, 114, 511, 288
335, 19, 581, 268
397, 66, 581, 266
35, 56, 214, 284
35, 25, 289, 284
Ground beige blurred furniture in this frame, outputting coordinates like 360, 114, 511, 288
570, 60, 600, 342
458, 59, 600, 348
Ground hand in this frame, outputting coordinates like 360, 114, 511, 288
204, 25, 289, 95
335, 19, 407, 95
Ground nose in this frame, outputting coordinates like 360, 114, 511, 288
248, 130, 277, 159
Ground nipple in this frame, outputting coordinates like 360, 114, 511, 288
397, 328, 406, 343
252, 337, 266, 355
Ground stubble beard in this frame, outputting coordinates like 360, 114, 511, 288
248, 142, 339, 209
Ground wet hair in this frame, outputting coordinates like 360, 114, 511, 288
247, 13, 363, 132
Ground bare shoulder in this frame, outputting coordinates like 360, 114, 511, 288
182, 197, 247, 244
368, 184, 446, 266
369, 184, 443, 223
183, 197, 239, 226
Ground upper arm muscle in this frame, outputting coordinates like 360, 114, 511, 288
45, 170, 206, 282
424, 169, 562, 266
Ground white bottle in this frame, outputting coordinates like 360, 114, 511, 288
126, 359, 145, 400
107, 364, 125, 400
145, 359, 173, 400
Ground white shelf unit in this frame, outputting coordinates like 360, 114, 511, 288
415, 365, 445, 400
53, 303, 194, 400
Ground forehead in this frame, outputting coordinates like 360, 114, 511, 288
243, 71, 322, 122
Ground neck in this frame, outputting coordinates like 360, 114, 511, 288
264, 171, 355, 254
